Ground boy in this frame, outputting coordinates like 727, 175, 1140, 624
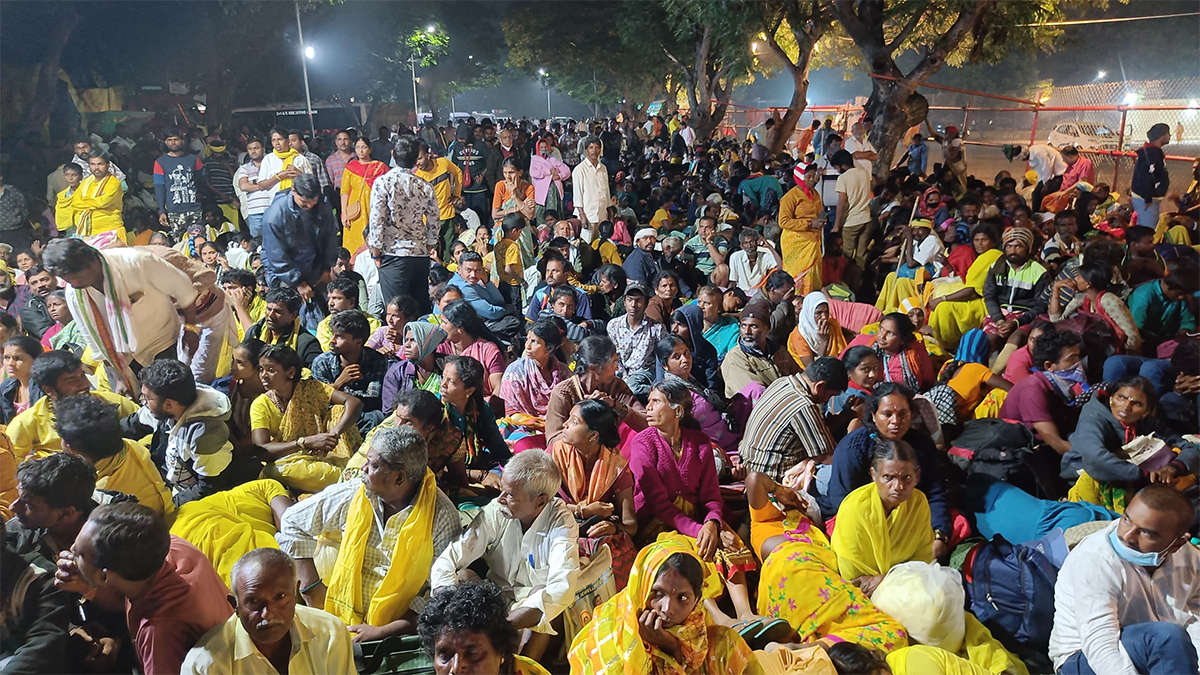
314, 276, 381, 352
55, 164, 84, 235
311, 310, 388, 431
493, 215, 525, 307
1127, 261, 1197, 353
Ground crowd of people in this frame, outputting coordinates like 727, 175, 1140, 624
0, 106, 1199, 675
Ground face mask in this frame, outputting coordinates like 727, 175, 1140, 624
1056, 363, 1088, 385
1109, 529, 1176, 567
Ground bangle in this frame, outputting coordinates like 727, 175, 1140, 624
296, 436, 306, 451
300, 578, 323, 594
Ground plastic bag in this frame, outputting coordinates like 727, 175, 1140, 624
871, 561, 966, 654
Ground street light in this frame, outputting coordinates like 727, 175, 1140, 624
294, 1, 315, 138
538, 69, 550, 117
427, 24, 436, 33
1096, 70, 1106, 80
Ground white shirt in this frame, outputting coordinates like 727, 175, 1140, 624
431, 498, 580, 635
66, 248, 199, 366
1028, 144, 1067, 184
571, 157, 610, 225
843, 135, 876, 176
1049, 521, 1200, 675
727, 246, 779, 293
257, 152, 313, 202
680, 126, 695, 148
181, 605, 355, 675
353, 248, 385, 316
815, 155, 841, 208
234, 162, 275, 217
912, 233, 945, 270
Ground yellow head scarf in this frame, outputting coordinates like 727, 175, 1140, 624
568, 536, 758, 675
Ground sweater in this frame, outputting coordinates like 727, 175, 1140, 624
628, 427, 724, 537
1061, 394, 1198, 483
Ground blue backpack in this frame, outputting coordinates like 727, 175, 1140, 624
964, 535, 1058, 652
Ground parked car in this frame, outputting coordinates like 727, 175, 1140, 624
1047, 122, 1120, 151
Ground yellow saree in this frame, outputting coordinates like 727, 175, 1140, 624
830, 483, 934, 581
927, 248, 1002, 351
170, 479, 288, 585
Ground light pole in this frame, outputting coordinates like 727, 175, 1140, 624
538, 69, 551, 118
294, 1, 315, 138
409, 54, 419, 121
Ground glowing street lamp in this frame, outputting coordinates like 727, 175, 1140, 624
305, 46, 315, 60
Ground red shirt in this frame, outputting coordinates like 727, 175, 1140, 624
126, 536, 233, 675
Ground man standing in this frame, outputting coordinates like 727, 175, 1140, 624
930, 124, 967, 193
0, 171, 31, 251
831, 149, 872, 269
485, 127, 527, 192
413, 139, 464, 261
261, 174, 339, 309
71, 138, 127, 187
234, 137, 279, 237
906, 132, 928, 178
812, 118, 834, 157
843, 122, 878, 176
42, 238, 201, 395
1050, 486, 1200, 675
257, 128, 311, 199
182, 549, 355, 675
289, 130, 331, 193
1132, 123, 1171, 226
202, 135, 241, 227
368, 135, 439, 317
19, 264, 57, 340
446, 124, 489, 224
370, 126, 393, 168
572, 137, 610, 230
325, 129, 355, 195
154, 128, 209, 239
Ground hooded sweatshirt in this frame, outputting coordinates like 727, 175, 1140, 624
120, 385, 234, 498
653, 303, 721, 391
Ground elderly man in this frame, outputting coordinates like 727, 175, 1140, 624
1051, 485, 1200, 675
720, 300, 800, 399
843, 122, 878, 176
431, 449, 581, 662
55, 503, 233, 675
182, 549, 355, 675
42, 238, 201, 395
572, 136, 610, 231
6, 350, 138, 464
277, 425, 461, 643
738, 356, 846, 483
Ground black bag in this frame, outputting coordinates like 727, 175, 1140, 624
948, 419, 1060, 500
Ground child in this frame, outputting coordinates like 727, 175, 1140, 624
40, 289, 82, 353
1122, 225, 1166, 288
492, 215, 525, 307
367, 295, 419, 360
55, 163, 84, 236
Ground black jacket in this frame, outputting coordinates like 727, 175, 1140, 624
19, 294, 52, 340
1131, 144, 1169, 201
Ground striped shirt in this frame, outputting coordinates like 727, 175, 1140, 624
738, 374, 836, 481
234, 161, 275, 216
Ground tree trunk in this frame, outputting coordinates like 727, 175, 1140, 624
16, 4, 77, 138
768, 66, 809, 155
865, 81, 929, 182
661, 77, 679, 118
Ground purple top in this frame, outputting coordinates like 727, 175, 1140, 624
628, 426, 725, 537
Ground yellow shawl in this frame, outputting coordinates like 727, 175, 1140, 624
273, 148, 301, 190
831, 483, 934, 581
94, 439, 176, 521
325, 469, 438, 626
568, 537, 761, 675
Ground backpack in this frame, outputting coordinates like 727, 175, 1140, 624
947, 419, 1060, 499
963, 535, 1059, 666
759, 182, 781, 216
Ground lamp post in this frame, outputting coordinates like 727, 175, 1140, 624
538, 69, 551, 117
409, 54, 419, 121
294, 1, 315, 138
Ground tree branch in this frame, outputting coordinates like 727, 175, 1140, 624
886, 0, 929, 53
904, 0, 993, 84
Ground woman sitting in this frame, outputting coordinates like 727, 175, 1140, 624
381, 322, 447, 415
845, 313, 934, 392
367, 296, 419, 361
822, 383, 955, 560
790, 292, 848, 368
656, 335, 740, 453
927, 222, 1003, 351
1, 336, 43, 425
441, 355, 510, 491
628, 380, 774, 636
663, 304, 720, 391
544, 336, 647, 445
40, 290, 83, 353
437, 300, 506, 398
250, 344, 362, 493
831, 437, 933, 595
568, 538, 761, 675
418, 581, 551, 675
227, 339, 266, 465
551, 400, 638, 589
592, 264, 626, 322
926, 328, 1012, 426
645, 270, 684, 326
1049, 259, 1142, 355
825, 346, 880, 425
746, 470, 907, 652
1064, 376, 1200, 513
499, 319, 570, 440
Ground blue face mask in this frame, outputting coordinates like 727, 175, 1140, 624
1109, 529, 1174, 567
1056, 363, 1088, 386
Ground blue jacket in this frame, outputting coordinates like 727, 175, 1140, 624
622, 248, 658, 287
261, 190, 339, 288
448, 273, 508, 321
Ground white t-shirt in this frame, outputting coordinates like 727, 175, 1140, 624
912, 233, 945, 271
257, 152, 313, 201
727, 246, 779, 293
843, 136, 876, 176
835, 167, 872, 229
815, 155, 841, 208
233, 161, 274, 217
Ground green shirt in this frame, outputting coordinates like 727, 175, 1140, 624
1127, 280, 1197, 341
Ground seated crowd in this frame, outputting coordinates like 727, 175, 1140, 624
2, 113, 1200, 675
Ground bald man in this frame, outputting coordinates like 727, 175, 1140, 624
1050, 486, 1200, 675
182, 549, 354, 675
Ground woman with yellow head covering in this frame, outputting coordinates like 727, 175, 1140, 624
926, 222, 1003, 352
569, 537, 763, 675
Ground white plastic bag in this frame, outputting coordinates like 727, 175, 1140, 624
870, 560, 966, 653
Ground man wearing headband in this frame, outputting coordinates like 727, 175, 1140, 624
720, 299, 800, 399
622, 228, 660, 287
982, 226, 1049, 369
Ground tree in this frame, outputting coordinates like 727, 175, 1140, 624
10, 2, 78, 138
754, 0, 835, 154
830, 0, 1079, 180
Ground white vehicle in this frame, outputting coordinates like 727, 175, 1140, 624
1047, 121, 1120, 151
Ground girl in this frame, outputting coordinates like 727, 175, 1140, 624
441, 355, 510, 490
0, 336, 43, 424
40, 290, 82, 353
367, 296, 417, 360
437, 300, 506, 397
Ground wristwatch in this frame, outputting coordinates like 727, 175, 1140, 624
933, 529, 950, 543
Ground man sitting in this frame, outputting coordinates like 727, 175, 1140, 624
1, 520, 73, 673
751, 269, 797, 349
430, 449, 581, 661
607, 282, 663, 398
8, 451, 102, 562
182, 548, 355, 675
1050, 485, 1200, 675
720, 300, 800, 399
243, 287, 321, 368
315, 276, 381, 353
526, 252, 592, 322
6, 350, 138, 464
55, 503, 233, 675
739, 356, 845, 482
982, 226, 1049, 367
57, 393, 175, 517
19, 263, 57, 340
447, 251, 522, 342
119, 358, 237, 506
311, 310, 389, 431
277, 425, 461, 642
